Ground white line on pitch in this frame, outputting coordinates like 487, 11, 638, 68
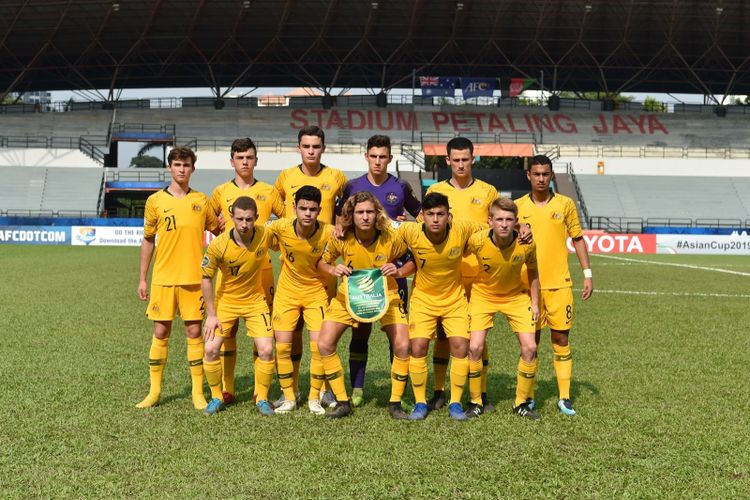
592, 254, 750, 277
574, 288, 750, 299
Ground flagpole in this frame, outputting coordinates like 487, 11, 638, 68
540, 70, 545, 144
411, 68, 416, 143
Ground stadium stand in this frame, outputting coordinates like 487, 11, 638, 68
576, 174, 750, 223
0, 166, 103, 216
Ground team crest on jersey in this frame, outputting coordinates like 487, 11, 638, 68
386, 192, 399, 205
192, 203, 202, 212
255, 248, 265, 257
471, 198, 483, 205
374, 254, 386, 263
256, 194, 266, 201
311, 247, 321, 254
321, 184, 331, 191
551, 212, 562, 220
449, 246, 461, 257
201, 255, 210, 268
513, 255, 524, 263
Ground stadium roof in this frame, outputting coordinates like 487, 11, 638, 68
2, 0, 750, 99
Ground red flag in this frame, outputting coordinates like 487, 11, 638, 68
509, 78, 535, 97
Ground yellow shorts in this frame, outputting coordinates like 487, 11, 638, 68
272, 285, 329, 332
469, 292, 536, 334
408, 295, 469, 340
538, 287, 574, 331
216, 300, 273, 338
147, 284, 204, 322
323, 293, 406, 328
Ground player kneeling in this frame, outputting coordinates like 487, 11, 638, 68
316, 191, 414, 419
200, 196, 277, 416
466, 197, 541, 420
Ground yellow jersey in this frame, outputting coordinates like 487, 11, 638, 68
426, 178, 498, 276
267, 218, 333, 292
515, 192, 582, 290
321, 226, 407, 299
143, 188, 218, 286
200, 226, 274, 305
209, 179, 284, 228
466, 230, 537, 299
274, 164, 347, 224
426, 178, 498, 223
398, 220, 484, 305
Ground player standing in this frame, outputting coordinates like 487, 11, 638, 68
274, 126, 347, 406
424, 137, 498, 412
515, 154, 593, 416
208, 137, 284, 404
267, 186, 334, 415
136, 146, 218, 410
466, 197, 541, 420
334, 134, 421, 407
200, 196, 277, 416
398, 192, 484, 420
317, 192, 413, 419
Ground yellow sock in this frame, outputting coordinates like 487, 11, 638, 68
309, 341, 325, 400
254, 358, 275, 403
187, 337, 207, 410
432, 339, 450, 392
204, 359, 223, 400
409, 356, 428, 404
553, 343, 572, 400
515, 357, 539, 407
276, 342, 296, 400
220, 336, 237, 396
468, 358, 483, 405
321, 353, 348, 402
390, 356, 409, 403
481, 342, 490, 393
136, 336, 169, 408
449, 355, 469, 404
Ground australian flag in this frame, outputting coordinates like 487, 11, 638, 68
460, 77, 498, 99
420, 76, 457, 96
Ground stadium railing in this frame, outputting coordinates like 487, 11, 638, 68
587, 216, 750, 233
555, 144, 750, 159
566, 163, 590, 229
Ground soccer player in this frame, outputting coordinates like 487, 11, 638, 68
398, 192, 484, 420
274, 126, 347, 406
266, 186, 334, 415
316, 191, 413, 419
208, 137, 284, 404
515, 154, 594, 416
136, 146, 219, 410
466, 197, 541, 420
334, 134, 421, 407
275, 125, 347, 225
423, 137, 499, 413
200, 196, 277, 416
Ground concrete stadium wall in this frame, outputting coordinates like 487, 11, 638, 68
115, 105, 750, 149
563, 157, 750, 177
0, 148, 101, 168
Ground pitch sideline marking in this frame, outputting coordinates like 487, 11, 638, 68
592, 254, 750, 277
575, 288, 750, 299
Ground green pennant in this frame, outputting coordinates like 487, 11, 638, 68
345, 269, 389, 323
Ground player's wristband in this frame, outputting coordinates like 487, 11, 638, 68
583, 268, 593, 279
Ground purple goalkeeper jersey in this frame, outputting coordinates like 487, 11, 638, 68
335, 173, 421, 219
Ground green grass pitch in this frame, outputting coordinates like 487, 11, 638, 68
1, 246, 748, 497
